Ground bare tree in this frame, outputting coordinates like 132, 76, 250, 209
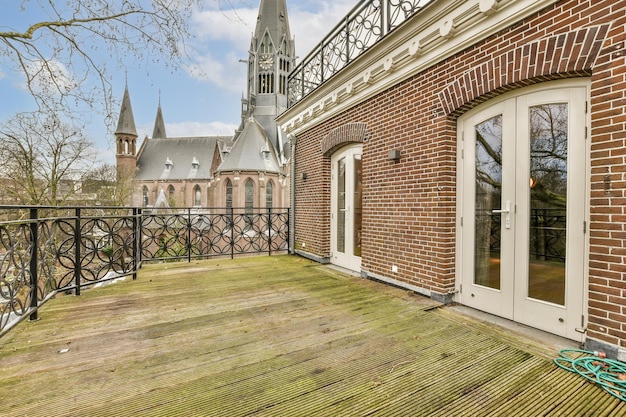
0, 112, 95, 205
1, 0, 201, 122
83, 163, 135, 207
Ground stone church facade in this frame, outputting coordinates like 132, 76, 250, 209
116, 0, 293, 212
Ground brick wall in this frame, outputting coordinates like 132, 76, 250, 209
293, 0, 626, 350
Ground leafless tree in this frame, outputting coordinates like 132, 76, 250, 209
0, 112, 95, 205
1, 0, 201, 122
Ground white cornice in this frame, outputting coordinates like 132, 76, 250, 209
277, 0, 559, 136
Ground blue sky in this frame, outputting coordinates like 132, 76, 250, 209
0, 0, 355, 166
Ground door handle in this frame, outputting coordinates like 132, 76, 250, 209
492, 200, 511, 229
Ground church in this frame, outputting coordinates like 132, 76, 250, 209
115, 0, 294, 211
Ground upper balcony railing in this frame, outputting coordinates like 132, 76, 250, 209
0, 206, 289, 337
288, 0, 433, 107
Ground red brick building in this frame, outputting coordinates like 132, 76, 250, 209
278, 0, 626, 358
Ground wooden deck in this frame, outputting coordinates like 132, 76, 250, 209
1, 255, 624, 416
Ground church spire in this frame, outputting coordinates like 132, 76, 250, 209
115, 83, 137, 137
254, 0, 292, 51
152, 102, 167, 139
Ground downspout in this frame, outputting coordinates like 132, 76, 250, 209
289, 134, 297, 254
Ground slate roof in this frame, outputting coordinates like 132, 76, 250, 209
216, 118, 281, 174
115, 85, 137, 136
135, 136, 231, 181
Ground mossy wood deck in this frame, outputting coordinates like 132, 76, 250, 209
1, 255, 623, 416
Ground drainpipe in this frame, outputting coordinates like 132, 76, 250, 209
289, 134, 297, 254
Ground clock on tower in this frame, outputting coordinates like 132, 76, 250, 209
259, 54, 274, 70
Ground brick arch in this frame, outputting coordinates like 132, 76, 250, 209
439, 24, 610, 115
321, 122, 370, 156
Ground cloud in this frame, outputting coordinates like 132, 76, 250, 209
23, 59, 77, 96
136, 120, 238, 139
185, 1, 356, 90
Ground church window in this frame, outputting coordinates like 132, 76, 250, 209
191, 157, 199, 170
266, 181, 273, 210
259, 73, 274, 94
194, 185, 201, 206
245, 179, 254, 230
124, 140, 129, 154
225, 179, 233, 210
142, 186, 149, 206
168, 185, 175, 202
261, 33, 272, 54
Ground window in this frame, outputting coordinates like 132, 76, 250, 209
168, 185, 175, 201
194, 185, 201, 206
258, 73, 274, 94
142, 186, 149, 206
245, 179, 254, 230
225, 179, 233, 210
266, 181, 273, 210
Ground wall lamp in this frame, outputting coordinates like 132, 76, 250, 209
388, 149, 401, 162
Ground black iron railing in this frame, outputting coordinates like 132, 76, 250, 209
0, 206, 289, 336
288, 0, 433, 106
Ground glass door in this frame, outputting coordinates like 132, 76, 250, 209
459, 83, 587, 341
331, 145, 363, 271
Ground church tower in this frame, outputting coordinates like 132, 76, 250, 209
115, 84, 138, 181
242, 0, 295, 160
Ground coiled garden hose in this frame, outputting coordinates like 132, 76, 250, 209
554, 349, 626, 401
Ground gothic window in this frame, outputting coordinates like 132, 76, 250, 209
266, 181, 274, 210
245, 179, 254, 230
142, 186, 149, 206
168, 185, 175, 202
261, 34, 272, 54
194, 185, 201, 206
259, 73, 274, 94
225, 179, 233, 210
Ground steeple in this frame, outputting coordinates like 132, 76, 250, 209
254, 0, 292, 52
152, 103, 167, 139
115, 83, 138, 185
115, 84, 137, 137
243, 0, 295, 165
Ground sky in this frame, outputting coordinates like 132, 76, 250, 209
0, 0, 356, 166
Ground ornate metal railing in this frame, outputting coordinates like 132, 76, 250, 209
0, 206, 289, 336
288, 0, 433, 106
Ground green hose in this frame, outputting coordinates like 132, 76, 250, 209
554, 349, 626, 402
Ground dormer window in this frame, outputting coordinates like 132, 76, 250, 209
261, 144, 271, 160
191, 156, 199, 170
165, 157, 173, 171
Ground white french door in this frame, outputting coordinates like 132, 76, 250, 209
458, 82, 588, 341
331, 145, 363, 271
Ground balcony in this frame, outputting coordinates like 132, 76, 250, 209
2, 254, 623, 415
288, 0, 433, 106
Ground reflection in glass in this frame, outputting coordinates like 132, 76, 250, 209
337, 157, 346, 253
528, 104, 567, 305
353, 154, 362, 257
475, 115, 503, 289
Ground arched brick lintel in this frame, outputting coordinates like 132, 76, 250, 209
321, 122, 370, 156
439, 24, 611, 116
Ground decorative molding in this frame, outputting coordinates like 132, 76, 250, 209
277, 0, 559, 136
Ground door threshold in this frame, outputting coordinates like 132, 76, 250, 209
449, 304, 581, 355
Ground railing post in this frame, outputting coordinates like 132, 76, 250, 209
74, 208, 81, 296
137, 208, 143, 267
132, 208, 138, 280
187, 208, 192, 263
287, 208, 291, 254
29, 208, 39, 321
268, 207, 273, 256
230, 209, 235, 260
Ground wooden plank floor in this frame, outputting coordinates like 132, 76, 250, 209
1, 255, 624, 416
